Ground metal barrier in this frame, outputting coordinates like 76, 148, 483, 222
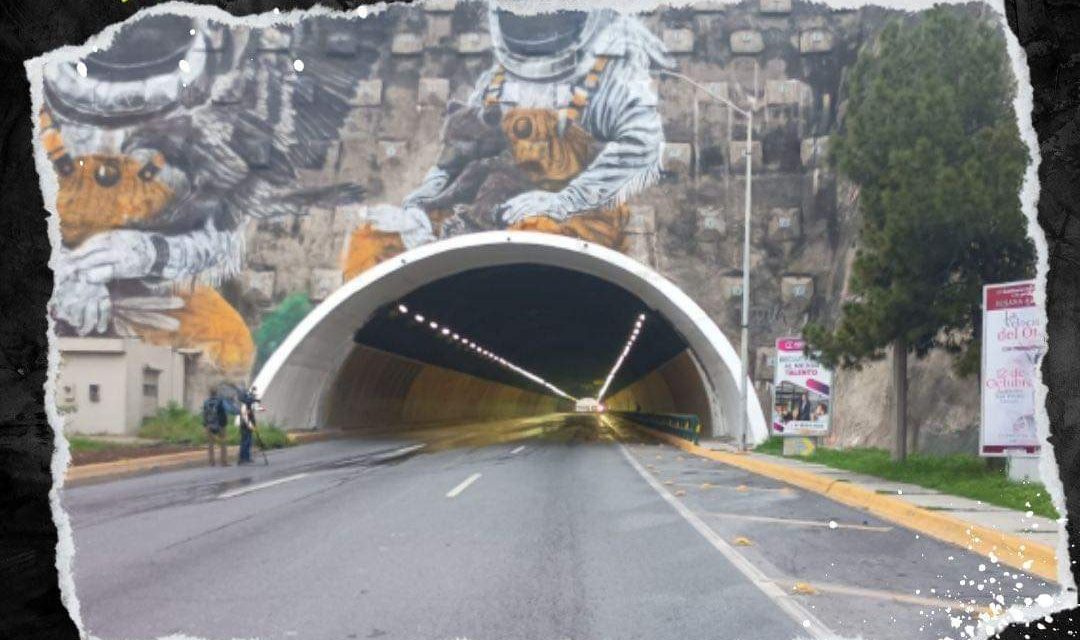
609, 411, 701, 445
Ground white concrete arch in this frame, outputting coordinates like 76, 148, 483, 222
253, 231, 769, 444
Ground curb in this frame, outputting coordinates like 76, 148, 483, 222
66, 431, 345, 487
66, 447, 237, 487
631, 425, 1059, 584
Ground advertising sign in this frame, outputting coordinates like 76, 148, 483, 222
772, 337, 832, 436
981, 280, 1043, 457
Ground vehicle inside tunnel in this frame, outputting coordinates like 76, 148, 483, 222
329, 263, 718, 435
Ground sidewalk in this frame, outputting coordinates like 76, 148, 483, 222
634, 424, 1060, 583
752, 452, 1061, 553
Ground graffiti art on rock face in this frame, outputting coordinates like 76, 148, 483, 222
43, 14, 369, 376
42, 6, 673, 379
341, 6, 673, 279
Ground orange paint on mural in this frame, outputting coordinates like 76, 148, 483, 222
341, 224, 406, 282
139, 286, 255, 378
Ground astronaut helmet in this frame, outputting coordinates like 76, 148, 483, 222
43, 14, 220, 125
487, 1, 613, 81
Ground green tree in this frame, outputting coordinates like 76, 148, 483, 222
804, 7, 1034, 460
252, 293, 314, 376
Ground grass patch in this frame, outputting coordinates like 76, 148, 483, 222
67, 436, 135, 454
138, 402, 291, 449
754, 437, 1058, 519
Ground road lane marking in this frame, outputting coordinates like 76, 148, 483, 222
704, 511, 894, 532
770, 578, 995, 616
217, 473, 310, 499
372, 444, 426, 462
446, 473, 481, 498
618, 444, 836, 640
510, 445, 526, 455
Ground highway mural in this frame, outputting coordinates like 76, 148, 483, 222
40, 5, 672, 379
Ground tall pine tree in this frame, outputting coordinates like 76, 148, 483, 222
804, 6, 1034, 460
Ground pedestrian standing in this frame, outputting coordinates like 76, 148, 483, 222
202, 388, 229, 466
237, 386, 260, 465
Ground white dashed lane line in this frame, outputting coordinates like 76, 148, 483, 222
217, 473, 310, 500
510, 445, 526, 455
446, 473, 482, 498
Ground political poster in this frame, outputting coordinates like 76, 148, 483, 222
980, 280, 1043, 457
772, 337, 832, 436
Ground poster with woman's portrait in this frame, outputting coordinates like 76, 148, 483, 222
772, 337, 832, 436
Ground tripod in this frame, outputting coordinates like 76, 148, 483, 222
250, 424, 270, 466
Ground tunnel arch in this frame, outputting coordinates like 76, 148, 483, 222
253, 231, 769, 444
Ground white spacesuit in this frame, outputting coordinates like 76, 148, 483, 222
347, 4, 672, 270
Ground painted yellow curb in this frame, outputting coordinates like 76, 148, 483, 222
66, 447, 239, 485
633, 426, 1059, 584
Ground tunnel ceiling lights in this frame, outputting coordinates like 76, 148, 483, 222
392, 303, 578, 402
596, 313, 647, 402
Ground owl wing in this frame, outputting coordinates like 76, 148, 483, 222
124, 15, 378, 229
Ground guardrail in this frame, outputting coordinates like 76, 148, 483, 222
609, 411, 702, 445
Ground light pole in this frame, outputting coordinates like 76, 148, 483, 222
658, 70, 755, 452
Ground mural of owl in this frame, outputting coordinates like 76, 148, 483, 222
43, 14, 368, 376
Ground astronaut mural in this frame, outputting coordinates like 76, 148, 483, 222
40, 3, 671, 379
343, 5, 672, 279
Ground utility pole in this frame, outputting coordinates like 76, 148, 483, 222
739, 104, 753, 453
657, 69, 755, 451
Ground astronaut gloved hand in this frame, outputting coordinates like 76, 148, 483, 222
58, 230, 159, 284
52, 273, 112, 336
497, 190, 573, 226
364, 204, 436, 250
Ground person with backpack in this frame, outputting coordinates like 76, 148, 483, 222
202, 388, 229, 466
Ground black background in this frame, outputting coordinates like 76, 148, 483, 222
0, 1, 1077, 638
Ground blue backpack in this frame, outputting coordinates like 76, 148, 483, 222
202, 396, 226, 432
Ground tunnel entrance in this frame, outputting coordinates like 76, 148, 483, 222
253, 231, 768, 443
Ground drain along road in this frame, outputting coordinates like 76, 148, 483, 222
64, 415, 1051, 640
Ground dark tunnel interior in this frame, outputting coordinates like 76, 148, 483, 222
352, 264, 691, 401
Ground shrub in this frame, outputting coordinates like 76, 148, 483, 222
139, 402, 291, 449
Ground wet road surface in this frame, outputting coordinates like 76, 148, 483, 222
63, 414, 1052, 640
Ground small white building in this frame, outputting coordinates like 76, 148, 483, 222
57, 337, 198, 436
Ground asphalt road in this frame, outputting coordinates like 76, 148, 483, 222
62, 414, 1053, 640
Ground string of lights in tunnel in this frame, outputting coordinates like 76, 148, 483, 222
596, 313, 647, 403
393, 304, 579, 402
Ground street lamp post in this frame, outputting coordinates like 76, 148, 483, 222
658, 70, 754, 451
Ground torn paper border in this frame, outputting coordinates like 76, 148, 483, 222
25, 1, 1072, 639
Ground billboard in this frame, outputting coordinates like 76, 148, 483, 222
772, 337, 832, 436
980, 280, 1043, 457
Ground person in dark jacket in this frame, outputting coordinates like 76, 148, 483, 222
202, 388, 229, 466
796, 392, 813, 421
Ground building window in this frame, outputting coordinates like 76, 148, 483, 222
143, 368, 160, 399
62, 385, 75, 403
89, 384, 100, 403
